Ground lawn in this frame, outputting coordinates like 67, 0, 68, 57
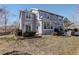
0, 35, 79, 55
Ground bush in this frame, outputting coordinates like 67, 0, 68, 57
15, 29, 22, 36
71, 31, 75, 36
53, 28, 64, 36
73, 28, 78, 32
53, 32, 59, 36
23, 31, 36, 37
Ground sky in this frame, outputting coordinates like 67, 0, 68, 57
0, 4, 78, 25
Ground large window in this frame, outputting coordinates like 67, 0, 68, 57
44, 21, 53, 29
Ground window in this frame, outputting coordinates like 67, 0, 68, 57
36, 21, 40, 31
44, 22, 47, 29
45, 13, 50, 19
39, 11, 44, 19
59, 19, 62, 21
44, 21, 53, 29
51, 26, 53, 29
46, 22, 50, 29
39, 12, 49, 19
26, 25, 31, 32
54, 28, 59, 32
26, 15, 31, 19
47, 16, 49, 19
58, 16, 62, 20
26, 13, 31, 19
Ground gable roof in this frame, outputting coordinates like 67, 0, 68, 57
31, 8, 64, 18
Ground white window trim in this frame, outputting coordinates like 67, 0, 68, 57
43, 21, 53, 30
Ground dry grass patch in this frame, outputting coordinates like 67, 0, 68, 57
0, 35, 79, 55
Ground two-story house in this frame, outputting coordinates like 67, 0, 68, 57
19, 8, 64, 35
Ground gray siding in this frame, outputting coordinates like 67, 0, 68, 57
20, 9, 64, 35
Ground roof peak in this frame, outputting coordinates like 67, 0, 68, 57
30, 8, 63, 17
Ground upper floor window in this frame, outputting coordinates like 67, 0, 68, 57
26, 13, 31, 19
58, 16, 62, 19
26, 16, 31, 19
39, 12, 50, 19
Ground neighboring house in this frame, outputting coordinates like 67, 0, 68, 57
19, 8, 64, 35
68, 24, 79, 29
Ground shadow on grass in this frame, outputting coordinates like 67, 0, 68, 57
16, 36, 42, 40
3, 51, 32, 55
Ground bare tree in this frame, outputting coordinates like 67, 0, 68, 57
70, 5, 79, 25
0, 5, 9, 32
0, 5, 17, 32
64, 17, 73, 28
13, 21, 19, 29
